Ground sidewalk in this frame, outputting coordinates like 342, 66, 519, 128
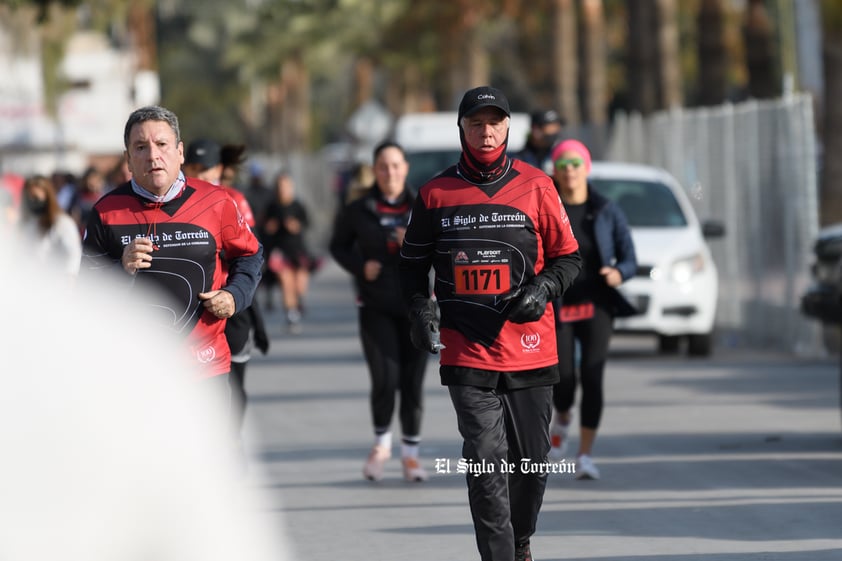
242, 259, 842, 561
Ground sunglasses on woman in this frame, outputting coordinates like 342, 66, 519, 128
555, 158, 584, 169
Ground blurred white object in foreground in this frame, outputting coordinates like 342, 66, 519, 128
0, 230, 291, 561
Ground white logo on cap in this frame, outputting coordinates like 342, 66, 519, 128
477, 94, 496, 100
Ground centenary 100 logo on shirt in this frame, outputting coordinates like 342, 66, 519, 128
520, 332, 541, 352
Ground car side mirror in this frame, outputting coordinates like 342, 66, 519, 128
702, 220, 725, 238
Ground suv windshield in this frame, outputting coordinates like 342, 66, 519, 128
590, 178, 688, 228
405, 150, 461, 189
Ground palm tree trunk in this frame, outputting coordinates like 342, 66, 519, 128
353, 56, 375, 108
821, 4, 842, 225
511, 0, 552, 108
279, 52, 310, 152
442, 1, 486, 104
627, 0, 659, 114
743, 0, 779, 99
696, 0, 728, 106
656, 0, 682, 109
551, 0, 579, 125
465, 18, 489, 89
128, 4, 157, 72
387, 64, 436, 114
580, 0, 606, 126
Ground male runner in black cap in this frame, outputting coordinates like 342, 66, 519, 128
400, 86, 582, 561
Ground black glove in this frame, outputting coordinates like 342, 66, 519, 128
503, 280, 551, 324
409, 298, 445, 353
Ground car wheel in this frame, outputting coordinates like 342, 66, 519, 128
658, 335, 681, 354
687, 333, 713, 357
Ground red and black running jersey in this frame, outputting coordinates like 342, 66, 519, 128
401, 159, 579, 371
223, 185, 256, 228
82, 179, 261, 377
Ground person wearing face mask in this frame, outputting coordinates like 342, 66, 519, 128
514, 109, 566, 176
18, 174, 82, 280
399, 87, 582, 561
329, 141, 430, 483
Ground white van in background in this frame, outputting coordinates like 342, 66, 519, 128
394, 111, 530, 188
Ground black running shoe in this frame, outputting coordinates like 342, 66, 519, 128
515, 541, 533, 561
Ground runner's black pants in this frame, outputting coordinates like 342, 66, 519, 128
553, 305, 613, 428
359, 306, 428, 438
226, 309, 254, 435
448, 384, 553, 561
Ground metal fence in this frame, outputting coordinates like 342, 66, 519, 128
605, 93, 823, 355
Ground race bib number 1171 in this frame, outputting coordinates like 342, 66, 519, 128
451, 248, 512, 296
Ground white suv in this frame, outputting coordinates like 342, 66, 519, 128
588, 162, 725, 356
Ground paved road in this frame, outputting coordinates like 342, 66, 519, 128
242, 259, 842, 561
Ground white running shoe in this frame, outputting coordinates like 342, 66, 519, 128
401, 457, 428, 482
575, 454, 600, 480
548, 422, 570, 460
363, 445, 391, 481
286, 309, 303, 335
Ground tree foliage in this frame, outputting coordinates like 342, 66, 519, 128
5, 0, 833, 175
6, 0, 80, 23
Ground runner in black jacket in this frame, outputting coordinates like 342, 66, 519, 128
330, 141, 429, 483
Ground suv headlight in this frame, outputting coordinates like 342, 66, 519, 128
650, 252, 705, 284
813, 260, 842, 284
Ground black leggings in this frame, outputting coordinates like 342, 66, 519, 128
359, 306, 429, 439
553, 305, 613, 429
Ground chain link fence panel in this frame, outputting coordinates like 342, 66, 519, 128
605, 94, 823, 355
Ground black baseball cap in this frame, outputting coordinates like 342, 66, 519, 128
184, 138, 221, 169
457, 86, 511, 124
531, 109, 564, 127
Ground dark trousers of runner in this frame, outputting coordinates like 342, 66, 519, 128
448, 384, 553, 561
226, 309, 255, 436
229, 361, 247, 433
553, 305, 613, 428
359, 306, 429, 436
